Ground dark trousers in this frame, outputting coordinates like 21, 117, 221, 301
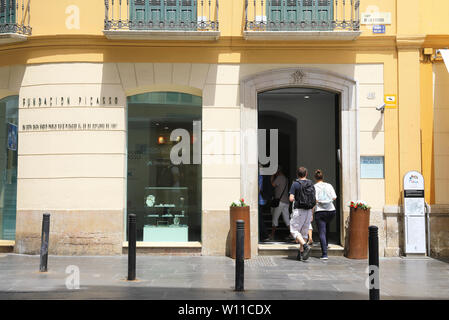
258, 203, 269, 240
315, 210, 336, 256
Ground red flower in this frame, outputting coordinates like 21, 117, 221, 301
241, 198, 244, 203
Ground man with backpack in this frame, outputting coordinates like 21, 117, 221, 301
289, 167, 316, 261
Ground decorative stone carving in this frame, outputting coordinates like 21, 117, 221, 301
291, 69, 305, 84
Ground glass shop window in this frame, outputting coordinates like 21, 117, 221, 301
127, 92, 202, 242
0, 96, 18, 240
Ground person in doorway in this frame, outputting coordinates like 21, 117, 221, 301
289, 167, 316, 261
258, 163, 272, 241
313, 169, 337, 260
268, 166, 290, 241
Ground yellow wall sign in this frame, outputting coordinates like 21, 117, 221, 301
384, 94, 397, 108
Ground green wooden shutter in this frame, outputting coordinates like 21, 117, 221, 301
130, 0, 150, 29
286, 1, 299, 22
264, 0, 335, 31
0, 0, 16, 27
300, 0, 313, 29
165, 0, 196, 30
149, 0, 163, 27
317, 0, 333, 30
179, 0, 196, 30
130, 0, 196, 30
0, 0, 5, 25
267, 0, 283, 31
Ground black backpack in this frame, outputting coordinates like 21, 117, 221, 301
293, 179, 316, 210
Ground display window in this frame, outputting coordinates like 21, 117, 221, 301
126, 92, 202, 242
0, 96, 18, 240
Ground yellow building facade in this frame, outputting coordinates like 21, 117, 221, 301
0, 0, 448, 257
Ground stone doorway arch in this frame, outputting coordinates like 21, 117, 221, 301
240, 68, 359, 252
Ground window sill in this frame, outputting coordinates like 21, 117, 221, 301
0, 33, 28, 45
103, 30, 220, 41
244, 30, 362, 41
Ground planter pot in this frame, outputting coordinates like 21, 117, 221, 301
230, 206, 251, 259
346, 207, 371, 259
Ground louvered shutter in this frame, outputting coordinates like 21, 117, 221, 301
0, 0, 5, 24
300, 0, 313, 29
317, 0, 333, 30
149, 0, 163, 27
130, 0, 150, 29
179, 0, 195, 29
0, 0, 15, 25
165, 0, 178, 25
267, 0, 282, 31
286, 0, 299, 23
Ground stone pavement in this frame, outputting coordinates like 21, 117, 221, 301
0, 253, 448, 300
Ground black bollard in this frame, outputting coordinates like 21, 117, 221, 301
39, 213, 50, 272
235, 220, 245, 292
368, 226, 380, 300
128, 214, 137, 281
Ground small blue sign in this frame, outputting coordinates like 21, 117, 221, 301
373, 25, 386, 34
361, 156, 384, 179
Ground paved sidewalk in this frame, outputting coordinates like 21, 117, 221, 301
0, 253, 448, 300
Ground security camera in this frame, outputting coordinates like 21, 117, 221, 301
376, 104, 385, 113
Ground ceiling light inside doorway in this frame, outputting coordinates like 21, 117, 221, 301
304, 96, 310, 99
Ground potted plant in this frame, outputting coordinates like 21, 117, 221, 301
345, 201, 371, 259
229, 198, 251, 259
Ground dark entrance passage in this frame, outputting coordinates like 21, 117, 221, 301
258, 87, 341, 244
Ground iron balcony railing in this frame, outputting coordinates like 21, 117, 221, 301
104, 0, 219, 32
0, 0, 31, 35
245, 0, 360, 32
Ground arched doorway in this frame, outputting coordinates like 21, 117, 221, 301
257, 87, 341, 243
126, 91, 202, 242
241, 68, 358, 253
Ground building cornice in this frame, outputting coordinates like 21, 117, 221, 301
422, 35, 449, 49
0, 34, 446, 66
0, 34, 399, 51
396, 35, 426, 50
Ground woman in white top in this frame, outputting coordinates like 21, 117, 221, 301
313, 169, 337, 260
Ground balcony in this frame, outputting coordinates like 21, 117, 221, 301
244, 0, 361, 41
0, 0, 32, 44
103, 0, 220, 41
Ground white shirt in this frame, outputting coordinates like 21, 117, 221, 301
314, 181, 337, 212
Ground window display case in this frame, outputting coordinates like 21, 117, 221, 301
143, 186, 188, 242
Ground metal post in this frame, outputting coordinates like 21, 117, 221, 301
128, 214, 137, 281
368, 226, 380, 300
235, 220, 245, 292
39, 213, 50, 272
